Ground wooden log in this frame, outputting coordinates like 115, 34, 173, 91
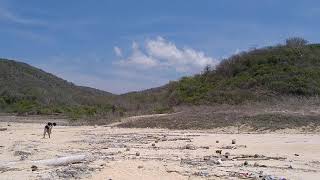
33, 155, 87, 166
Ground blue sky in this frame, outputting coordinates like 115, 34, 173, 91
0, 0, 319, 94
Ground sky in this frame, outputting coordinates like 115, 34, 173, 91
0, 0, 320, 94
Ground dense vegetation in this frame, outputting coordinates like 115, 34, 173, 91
0, 59, 117, 119
169, 38, 320, 104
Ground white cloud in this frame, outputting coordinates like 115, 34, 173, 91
117, 41, 158, 68
113, 46, 123, 57
115, 36, 217, 73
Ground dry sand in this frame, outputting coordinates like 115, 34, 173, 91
0, 120, 320, 180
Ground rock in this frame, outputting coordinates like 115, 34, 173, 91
216, 159, 222, 165
244, 161, 248, 166
152, 143, 155, 147
254, 154, 259, 158
136, 152, 140, 156
14, 151, 31, 156
20, 154, 28, 161
288, 165, 293, 169
161, 138, 168, 141
31, 165, 38, 171
232, 139, 236, 144
155, 140, 159, 143
216, 140, 219, 143
137, 165, 144, 169
202, 146, 209, 149
215, 150, 222, 154
0, 128, 7, 131
225, 152, 230, 158
184, 144, 197, 150
294, 153, 299, 156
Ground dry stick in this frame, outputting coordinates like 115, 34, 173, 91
32, 155, 87, 166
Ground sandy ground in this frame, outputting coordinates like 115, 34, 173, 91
0, 121, 320, 180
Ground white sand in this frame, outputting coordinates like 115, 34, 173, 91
0, 121, 319, 180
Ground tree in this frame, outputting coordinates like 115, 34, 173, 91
285, 37, 308, 47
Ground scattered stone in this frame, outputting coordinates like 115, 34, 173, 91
216, 150, 222, 154
20, 154, 28, 161
184, 144, 197, 150
254, 154, 260, 158
216, 140, 219, 143
161, 137, 168, 141
201, 146, 209, 149
288, 165, 293, 169
215, 159, 223, 165
221, 145, 235, 149
136, 152, 140, 156
232, 139, 236, 144
244, 161, 248, 166
137, 165, 144, 169
14, 150, 31, 156
225, 152, 230, 158
31, 165, 38, 171
155, 140, 159, 143
294, 154, 299, 156
0, 128, 7, 131
152, 143, 155, 147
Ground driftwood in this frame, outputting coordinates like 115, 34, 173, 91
33, 155, 87, 166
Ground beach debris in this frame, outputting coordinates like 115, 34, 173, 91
14, 150, 32, 160
184, 144, 197, 150
33, 155, 87, 166
206, 158, 223, 165
201, 146, 209, 149
244, 161, 249, 166
31, 165, 38, 171
232, 139, 236, 144
54, 164, 91, 179
193, 171, 209, 177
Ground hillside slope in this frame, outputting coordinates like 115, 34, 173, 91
169, 41, 320, 105
0, 59, 115, 117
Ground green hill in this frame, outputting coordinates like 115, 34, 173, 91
169, 38, 320, 105
0, 59, 115, 118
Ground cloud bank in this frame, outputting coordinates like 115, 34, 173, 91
114, 36, 218, 73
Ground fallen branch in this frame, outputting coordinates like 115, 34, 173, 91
33, 155, 87, 166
